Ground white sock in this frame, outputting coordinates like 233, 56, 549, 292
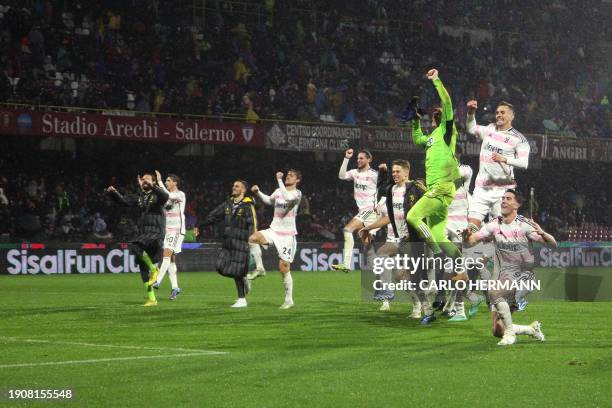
168, 262, 178, 289
410, 293, 421, 310
157, 257, 171, 284
443, 290, 457, 311
416, 291, 432, 315
466, 290, 480, 304
495, 301, 514, 335
454, 301, 465, 316
249, 243, 264, 270
513, 324, 535, 336
283, 273, 293, 302
342, 228, 354, 268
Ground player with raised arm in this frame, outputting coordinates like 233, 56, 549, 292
466, 100, 530, 231
106, 172, 169, 306
463, 189, 556, 346
331, 148, 379, 273
249, 170, 302, 309
405, 69, 463, 285
152, 171, 186, 300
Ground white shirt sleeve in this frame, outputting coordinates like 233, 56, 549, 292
466, 115, 484, 140
506, 141, 530, 169
339, 158, 353, 180
257, 190, 275, 206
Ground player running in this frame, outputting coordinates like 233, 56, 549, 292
152, 171, 186, 300
466, 100, 530, 231
249, 170, 302, 309
331, 148, 379, 273
405, 69, 463, 277
463, 189, 556, 346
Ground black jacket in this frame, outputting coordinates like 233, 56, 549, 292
108, 185, 169, 240
384, 180, 425, 242
204, 196, 257, 278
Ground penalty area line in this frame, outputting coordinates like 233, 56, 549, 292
0, 352, 225, 369
0, 336, 228, 355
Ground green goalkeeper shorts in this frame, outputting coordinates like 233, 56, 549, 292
424, 181, 456, 207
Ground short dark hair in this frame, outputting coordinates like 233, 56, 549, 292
391, 159, 410, 171
287, 169, 302, 183
142, 171, 155, 182
358, 150, 372, 160
235, 179, 249, 191
497, 101, 515, 113
167, 173, 181, 187
505, 189, 523, 205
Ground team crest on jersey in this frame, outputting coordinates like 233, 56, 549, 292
427, 137, 434, 147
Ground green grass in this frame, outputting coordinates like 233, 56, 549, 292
0, 271, 611, 407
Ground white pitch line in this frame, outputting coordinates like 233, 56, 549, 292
0, 337, 227, 355
0, 353, 224, 369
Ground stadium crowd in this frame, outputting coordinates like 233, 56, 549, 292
0, 139, 609, 243
1, 0, 611, 137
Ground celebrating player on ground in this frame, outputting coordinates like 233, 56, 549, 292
463, 189, 557, 346
405, 69, 463, 272
331, 148, 379, 273
466, 100, 530, 230
106, 172, 169, 306
249, 170, 302, 309
152, 171, 186, 300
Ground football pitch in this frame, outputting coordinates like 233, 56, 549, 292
1, 271, 611, 407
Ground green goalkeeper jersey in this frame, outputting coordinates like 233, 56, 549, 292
411, 78, 460, 188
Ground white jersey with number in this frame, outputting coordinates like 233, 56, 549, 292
343, 168, 378, 212
472, 124, 529, 189
164, 190, 186, 234
270, 188, 302, 236
447, 164, 472, 226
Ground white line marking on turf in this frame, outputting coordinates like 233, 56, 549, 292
0, 353, 224, 369
0, 337, 227, 355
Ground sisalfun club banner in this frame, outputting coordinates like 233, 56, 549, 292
2, 242, 611, 275
0, 109, 264, 147
1, 243, 141, 275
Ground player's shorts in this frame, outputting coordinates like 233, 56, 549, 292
163, 231, 184, 254
469, 187, 506, 221
260, 228, 297, 263
354, 209, 381, 235
354, 209, 378, 227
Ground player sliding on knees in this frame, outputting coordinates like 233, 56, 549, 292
463, 189, 556, 346
152, 171, 186, 300
331, 148, 379, 273
249, 170, 303, 309
405, 69, 464, 291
